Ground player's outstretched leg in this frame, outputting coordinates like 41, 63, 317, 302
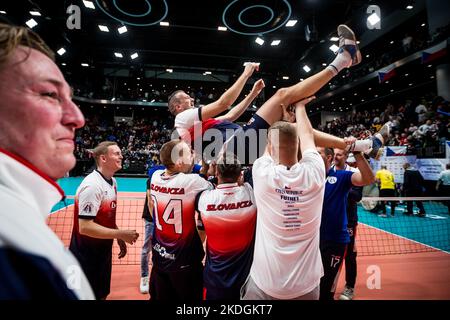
256, 24, 362, 126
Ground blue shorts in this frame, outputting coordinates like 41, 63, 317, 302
226, 114, 270, 166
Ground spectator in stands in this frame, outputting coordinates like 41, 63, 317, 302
402, 163, 426, 217
415, 100, 428, 123
436, 164, 450, 214
408, 122, 418, 134
404, 100, 416, 121
417, 119, 436, 137
402, 33, 413, 53
399, 133, 409, 146
375, 165, 397, 217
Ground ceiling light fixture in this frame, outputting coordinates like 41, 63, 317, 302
329, 44, 339, 53
118, 25, 127, 34
98, 25, 109, 32
255, 37, 264, 45
271, 40, 281, 46
25, 18, 38, 29
82, 1, 95, 9
367, 13, 380, 26
286, 20, 298, 27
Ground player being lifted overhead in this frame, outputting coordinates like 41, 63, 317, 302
169, 25, 390, 165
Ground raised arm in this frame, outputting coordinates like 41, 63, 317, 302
216, 79, 265, 122
295, 96, 316, 153
200, 63, 259, 121
350, 152, 376, 186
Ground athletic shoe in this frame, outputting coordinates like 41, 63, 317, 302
418, 212, 426, 217
367, 123, 391, 160
379, 213, 388, 218
337, 24, 362, 67
339, 286, 355, 300
140, 276, 149, 294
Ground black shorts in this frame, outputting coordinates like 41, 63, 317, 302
225, 114, 270, 165
71, 245, 112, 300
150, 263, 203, 301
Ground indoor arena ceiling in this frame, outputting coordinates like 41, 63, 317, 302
0, 0, 425, 77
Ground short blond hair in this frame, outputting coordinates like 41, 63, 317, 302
92, 141, 118, 166
0, 23, 54, 70
268, 121, 297, 147
159, 140, 184, 169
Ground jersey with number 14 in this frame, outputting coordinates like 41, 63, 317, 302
150, 170, 212, 271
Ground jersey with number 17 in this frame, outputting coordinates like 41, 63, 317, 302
150, 170, 212, 271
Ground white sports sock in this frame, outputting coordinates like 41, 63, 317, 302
347, 139, 373, 153
327, 50, 352, 75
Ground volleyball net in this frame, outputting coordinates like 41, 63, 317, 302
47, 195, 450, 265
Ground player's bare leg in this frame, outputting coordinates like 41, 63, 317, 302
256, 24, 361, 126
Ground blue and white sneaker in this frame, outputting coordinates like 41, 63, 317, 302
367, 123, 390, 160
337, 24, 362, 67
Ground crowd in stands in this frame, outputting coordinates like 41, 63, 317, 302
328, 23, 450, 90
74, 115, 173, 172
319, 95, 450, 157
71, 92, 449, 175
73, 77, 265, 109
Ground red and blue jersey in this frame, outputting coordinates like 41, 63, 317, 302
150, 170, 212, 271
175, 107, 240, 147
196, 182, 257, 290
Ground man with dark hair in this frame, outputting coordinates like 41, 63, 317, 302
0, 23, 94, 299
402, 163, 426, 217
69, 141, 139, 300
332, 150, 362, 300
318, 147, 374, 300
195, 154, 257, 300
